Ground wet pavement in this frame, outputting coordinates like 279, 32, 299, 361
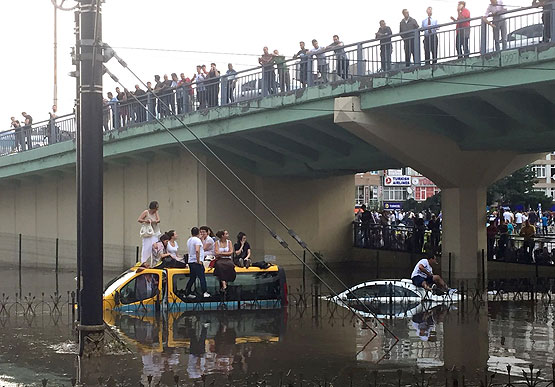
0, 268, 554, 386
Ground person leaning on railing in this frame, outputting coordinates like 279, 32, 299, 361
21, 112, 33, 151
273, 50, 290, 93
532, 0, 554, 43
326, 35, 349, 80
483, 0, 508, 52
10, 116, 22, 152
376, 20, 393, 72
519, 220, 536, 260
293, 41, 309, 87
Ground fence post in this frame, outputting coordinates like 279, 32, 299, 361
18, 233, 22, 296
220, 75, 228, 106
480, 21, 488, 55
356, 43, 364, 76
114, 102, 120, 129
261, 67, 269, 97
550, 6, 555, 44
307, 58, 314, 87
302, 250, 306, 292
413, 30, 421, 66
448, 252, 452, 285
50, 117, 57, 145
481, 249, 486, 291
146, 94, 152, 121
55, 238, 59, 295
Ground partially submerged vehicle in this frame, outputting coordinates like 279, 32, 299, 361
328, 279, 459, 318
103, 265, 287, 313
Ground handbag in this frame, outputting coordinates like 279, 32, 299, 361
139, 223, 155, 238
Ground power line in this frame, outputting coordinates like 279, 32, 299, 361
104, 52, 401, 350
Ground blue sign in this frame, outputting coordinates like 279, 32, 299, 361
384, 202, 403, 210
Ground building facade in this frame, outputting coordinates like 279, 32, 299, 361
532, 152, 555, 198
355, 168, 440, 209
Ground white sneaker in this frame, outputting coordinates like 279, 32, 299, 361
187, 294, 197, 299
203, 292, 211, 298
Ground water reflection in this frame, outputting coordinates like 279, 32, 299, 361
106, 309, 286, 383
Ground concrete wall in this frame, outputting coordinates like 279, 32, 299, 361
0, 153, 355, 270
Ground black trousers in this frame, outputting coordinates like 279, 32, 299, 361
380, 45, 392, 71
423, 34, 438, 64
456, 31, 470, 58
404, 39, 415, 66
336, 56, 349, 79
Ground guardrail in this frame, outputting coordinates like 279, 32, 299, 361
353, 221, 440, 253
1, 4, 552, 156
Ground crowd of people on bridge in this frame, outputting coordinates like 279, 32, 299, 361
487, 208, 555, 265
6, 0, 554, 144
98, 0, 555, 130
354, 205, 442, 255
137, 201, 256, 298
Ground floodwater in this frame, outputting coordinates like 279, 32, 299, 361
0, 267, 554, 386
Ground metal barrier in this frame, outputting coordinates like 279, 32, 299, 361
353, 222, 439, 254
1, 5, 553, 156
490, 235, 555, 266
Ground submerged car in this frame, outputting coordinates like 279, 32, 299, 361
328, 279, 459, 318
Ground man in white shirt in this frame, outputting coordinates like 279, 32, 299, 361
308, 39, 328, 82
503, 209, 514, 224
185, 227, 210, 298
515, 211, 523, 232
411, 255, 449, 292
483, 0, 507, 51
422, 7, 439, 64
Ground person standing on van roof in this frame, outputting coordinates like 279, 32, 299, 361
186, 227, 210, 299
138, 201, 161, 267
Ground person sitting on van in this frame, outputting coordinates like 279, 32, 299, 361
411, 255, 449, 294
234, 232, 252, 268
214, 230, 237, 294
152, 233, 187, 268
200, 226, 215, 263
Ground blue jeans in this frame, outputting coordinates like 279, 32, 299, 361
186, 262, 207, 294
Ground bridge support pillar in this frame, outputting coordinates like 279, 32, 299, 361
334, 96, 542, 287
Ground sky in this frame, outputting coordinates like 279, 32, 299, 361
1, 0, 532, 127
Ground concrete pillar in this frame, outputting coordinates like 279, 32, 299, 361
441, 186, 487, 282
334, 96, 543, 286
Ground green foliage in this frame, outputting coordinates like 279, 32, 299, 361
487, 165, 553, 209
403, 192, 442, 213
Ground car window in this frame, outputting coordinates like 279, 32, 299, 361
119, 274, 158, 304
172, 271, 281, 301
347, 284, 419, 298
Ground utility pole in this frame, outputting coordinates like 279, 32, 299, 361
53, 4, 58, 108
77, 0, 104, 357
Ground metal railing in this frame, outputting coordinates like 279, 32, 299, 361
353, 222, 440, 253
1, 4, 553, 156
489, 234, 555, 265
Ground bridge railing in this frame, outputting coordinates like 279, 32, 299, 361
1, 4, 551, 156
0, 114, 75, 155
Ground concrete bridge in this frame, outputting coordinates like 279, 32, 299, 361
1, 6, 555, 284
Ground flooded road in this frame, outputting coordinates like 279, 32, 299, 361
0, 268, 554, 386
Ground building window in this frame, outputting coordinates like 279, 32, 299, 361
355, 185, 365, 205
383, 187, 408, 201
549, 188, 555, 198
370, 186, 378, 201
534, 165, 546, 178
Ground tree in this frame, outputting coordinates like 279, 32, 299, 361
487, 165, 553, 210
